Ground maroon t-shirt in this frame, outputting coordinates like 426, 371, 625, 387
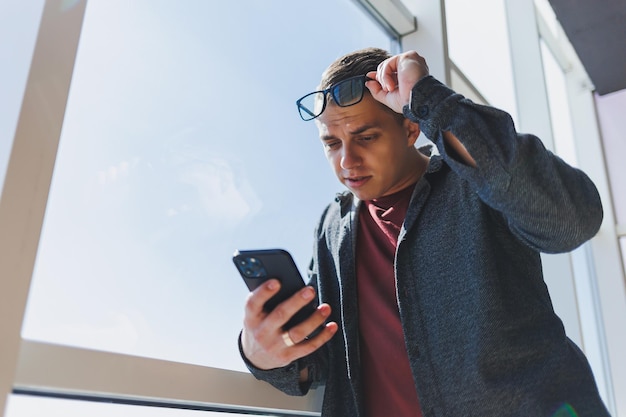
356, 184, 423, 417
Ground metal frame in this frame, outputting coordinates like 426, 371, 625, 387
13, 340, 321, 416
1, 1, 87, 414
353, 0, 417, 41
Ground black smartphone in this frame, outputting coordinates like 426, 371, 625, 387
233, 248, 317, 330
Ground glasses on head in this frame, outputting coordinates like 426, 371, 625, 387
296, 75, 373, 121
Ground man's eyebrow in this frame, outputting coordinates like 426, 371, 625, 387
320, 124, 379, 142
349, 123, 378, 135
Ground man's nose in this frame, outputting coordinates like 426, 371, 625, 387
340, 143, 361, 170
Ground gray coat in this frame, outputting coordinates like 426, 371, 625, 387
242, 76, 610, 416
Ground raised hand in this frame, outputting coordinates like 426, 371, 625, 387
365, 50, 430, 114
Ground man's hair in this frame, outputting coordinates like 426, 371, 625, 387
318, 47, 405, 122
319, 47, 391, 90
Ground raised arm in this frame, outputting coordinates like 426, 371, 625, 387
366, 50, 603, 252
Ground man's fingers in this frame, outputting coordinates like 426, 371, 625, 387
286, 303, 333, 343
365, 51, 431, 114
275, 303, 337, 365
241, 282, 338, 370
265, 286, 316, 328
258, 322, 338, 369
243, 279, 281, 325
282, 322, 339, 362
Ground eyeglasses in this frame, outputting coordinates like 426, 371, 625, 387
296, 75, 373, 121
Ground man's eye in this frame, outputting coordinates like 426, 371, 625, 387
325, 141, 340, 149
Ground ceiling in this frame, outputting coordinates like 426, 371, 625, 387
547, 0, 626, 95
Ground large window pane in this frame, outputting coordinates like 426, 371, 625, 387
22, 0, 391, 372
444, 0, 518, 123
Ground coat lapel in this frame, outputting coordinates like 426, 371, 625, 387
336, 195, 363, 412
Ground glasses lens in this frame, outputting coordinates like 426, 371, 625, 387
331, 76, 365, 107
296, 76, 367, 121
297, 91, 326, 121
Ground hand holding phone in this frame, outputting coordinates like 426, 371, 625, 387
233, 248, 317, 330
235, 248, 339, 371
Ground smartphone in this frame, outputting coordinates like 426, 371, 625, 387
233, 248, 317, 330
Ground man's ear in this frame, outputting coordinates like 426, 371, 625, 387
404, 118, 421, 147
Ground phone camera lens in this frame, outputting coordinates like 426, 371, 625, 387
238, 256, 265, 278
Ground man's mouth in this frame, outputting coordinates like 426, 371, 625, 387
344, 176, 370, 187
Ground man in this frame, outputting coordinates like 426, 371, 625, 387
239, 48, 610, 416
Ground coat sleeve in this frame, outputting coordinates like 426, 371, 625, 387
238, 332, 316, 396
403, 76, 603, 253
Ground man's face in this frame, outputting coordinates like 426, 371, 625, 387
316, 93, 421, 201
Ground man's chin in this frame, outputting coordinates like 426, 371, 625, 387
342, 180, 378, 201
348, 188, 379, 201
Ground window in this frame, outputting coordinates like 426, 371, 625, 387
540, 39, 578, 167
21, 0, 391, 373
444, 0, 518, 122
595, 89, 626, 228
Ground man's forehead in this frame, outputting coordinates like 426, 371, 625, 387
316, 104, 366, 134
317, 96, 386, 128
